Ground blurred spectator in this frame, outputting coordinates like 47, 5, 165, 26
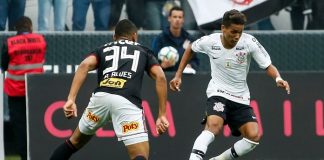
152, 6, 199, 73
0, 0, 26, 31
308, 0, 324, 29
38, 0, 68, 31
180, 0, 198, 30
246, 17, 275, 30
109, 0, 145, 30
290, 0, 308, 29
1, 16, 46, 160
72, 0, 110, 31
108, 0, 124, 30
143, 0, 168, 30
290, 0, 324, 29
256, 18, 275, 30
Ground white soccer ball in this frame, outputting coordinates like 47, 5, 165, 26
158, 46, 179, 66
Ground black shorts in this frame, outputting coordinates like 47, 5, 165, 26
206, 96, 257, 137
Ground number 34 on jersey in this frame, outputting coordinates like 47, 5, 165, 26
99, 45, 140, 89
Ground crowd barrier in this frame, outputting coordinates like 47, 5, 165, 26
26, 72, 324, 159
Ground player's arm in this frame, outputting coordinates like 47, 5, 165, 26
148, 65, 169, 134
64, 55, 98, 119
169, 44, 194, 91
249, 35, 290, 94
265, 64, 290, 94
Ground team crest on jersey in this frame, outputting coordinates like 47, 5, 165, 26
122, 121, 139, 133
213, 102, 225, 112
235, 52, 246, 64
100, 78, 127, 88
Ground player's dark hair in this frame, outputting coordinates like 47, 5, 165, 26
222, 9, 247, 27
15, 16, 32, 32
169, 6, 184, 17
114, 19, 138, 38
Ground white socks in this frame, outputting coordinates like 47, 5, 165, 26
210, 138, 259, 160
189, 131, 259, 160
189, 130, 215, 160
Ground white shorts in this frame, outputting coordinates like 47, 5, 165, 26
79, 92, 148, 146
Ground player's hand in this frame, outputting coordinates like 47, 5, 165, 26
155, 115, 169, 135
63, 99, 78, 119
276, 79, 290, 94
169, 77, 181, 92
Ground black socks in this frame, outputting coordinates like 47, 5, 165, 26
49, 140, 78, 160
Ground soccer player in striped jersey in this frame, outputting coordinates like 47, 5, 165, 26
170, 9, 290, 160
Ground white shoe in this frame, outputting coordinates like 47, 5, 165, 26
209, 155, 232, 160
209, 156, 223, 160
183, 66, 196, 74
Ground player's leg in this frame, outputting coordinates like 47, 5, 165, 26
237, 121, 260, 154
209, 102, 260, 160
50, 92, 110, 159
239, 121, 261, 142
189, 96, 227, 160
210, 122, 260, 160
109, 93, 149, 160
8, 96, 27, 160
125, 141, 149, 160
189, 115, 223, 160
50, 126, 93, 160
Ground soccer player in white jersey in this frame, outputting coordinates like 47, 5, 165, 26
170, 9, 290, 160
50, 19, 169, 160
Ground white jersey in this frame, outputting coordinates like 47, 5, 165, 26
192, 33, 271, 105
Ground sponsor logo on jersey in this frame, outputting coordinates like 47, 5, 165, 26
86, 109, 100, 123
236, 52, 246, 64
252, 37, 268, 57
213, 102, 225, 112
99, 78, 127, 88
122, 121, 139, 133
252, 38, 263, 49
217, 89, 248, 100
211, 45, 221, 50
225, 61, 231, 68
236, 46, 245, 50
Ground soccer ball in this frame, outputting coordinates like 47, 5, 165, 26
158, 46, 179, 66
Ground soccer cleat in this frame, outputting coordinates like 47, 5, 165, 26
209, 156, 224, 160
209, 155, 233, 160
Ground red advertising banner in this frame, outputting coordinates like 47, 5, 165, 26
26, 73, 324, 159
